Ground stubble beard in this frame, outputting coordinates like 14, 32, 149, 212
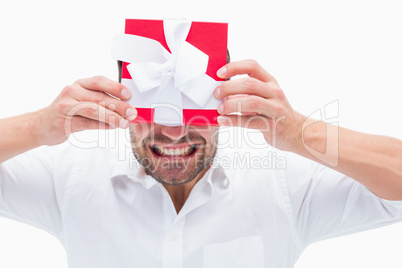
130, 130, 218, 185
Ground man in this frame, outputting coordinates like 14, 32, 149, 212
0, 59, 401, 268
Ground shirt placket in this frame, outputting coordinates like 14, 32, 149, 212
159, 175, 213, 268
162, 215, 186, 268
159, 184, 184, 268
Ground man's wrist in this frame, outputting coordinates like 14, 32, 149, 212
294, 117, 340, 167
301, 119, 327, 153
29, 109, 46, 147
0, 110, 47, 163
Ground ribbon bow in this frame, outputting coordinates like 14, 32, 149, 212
112, 20, 221, 126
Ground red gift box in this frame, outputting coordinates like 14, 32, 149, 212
112, 19, 228, 126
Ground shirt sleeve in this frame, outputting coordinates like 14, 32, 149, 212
283, 153, 402, 247
0, 145, 64, 238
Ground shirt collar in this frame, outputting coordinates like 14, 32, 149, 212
111, 150, 159, 189
110, 145, 232, 190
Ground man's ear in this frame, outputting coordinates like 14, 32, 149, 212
117, 60, 123, 83
226, 49, 231, 81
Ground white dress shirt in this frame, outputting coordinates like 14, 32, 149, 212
1, 130, 402, 268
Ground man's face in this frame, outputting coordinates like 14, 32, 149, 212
129, 123, 219, 185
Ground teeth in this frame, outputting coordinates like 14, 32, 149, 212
152, 144, 196, 156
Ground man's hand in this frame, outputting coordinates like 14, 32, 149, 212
215, 59, 402, 201
214, 59, 304, 152
35, 76, 137, 146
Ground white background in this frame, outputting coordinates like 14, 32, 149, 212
0, 0, 401, 267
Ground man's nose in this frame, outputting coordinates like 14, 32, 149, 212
160, 125, 189, 141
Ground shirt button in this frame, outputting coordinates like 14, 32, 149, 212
170, 234, 180, 241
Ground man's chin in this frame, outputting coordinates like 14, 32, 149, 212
146, 168, 198, 185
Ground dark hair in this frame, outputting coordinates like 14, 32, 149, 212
117, 49, 231, 83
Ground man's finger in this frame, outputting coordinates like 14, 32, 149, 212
217, 114, 271, 132
69, 116, 116, 132
76, 76, 131, 100
217, 95, 277, 118
217, 59, 277, 83
73, 88, 137, 120
215, 77, 276, 99
65, 102, 130, 129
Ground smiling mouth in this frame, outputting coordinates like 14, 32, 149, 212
150, 144, 198, 157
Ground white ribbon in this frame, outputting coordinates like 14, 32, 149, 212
111, 20, 221, 126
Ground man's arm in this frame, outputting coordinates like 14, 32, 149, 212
298, 118, 402, 200
0, 112, 42, 164
214, 59, 402, 201
0, 76, 137, 164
